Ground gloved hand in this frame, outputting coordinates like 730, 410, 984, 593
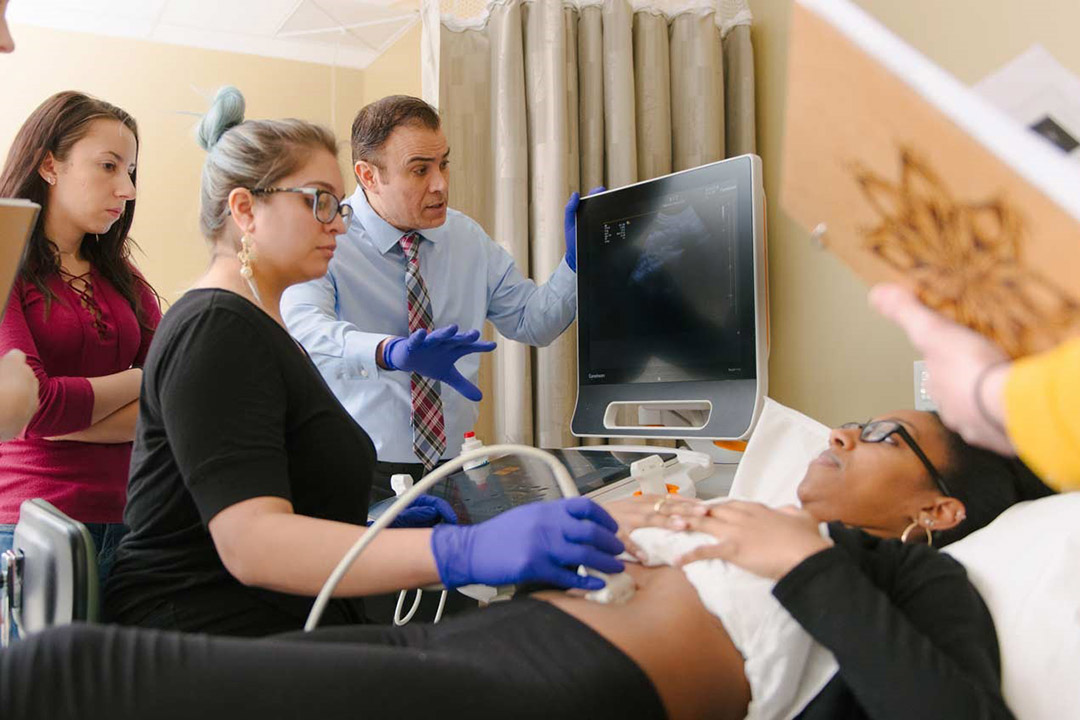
389, 494, 458, 529
564, 186, 606, 272
383, 324, 497, 401
430, 497, 625, 590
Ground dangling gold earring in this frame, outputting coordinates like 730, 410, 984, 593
238, 234, 256, 279
901, 516, 934, 546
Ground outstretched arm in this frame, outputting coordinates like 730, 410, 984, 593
484, 192, 600, 348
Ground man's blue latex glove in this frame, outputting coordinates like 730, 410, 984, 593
389, 494, 458, 529
430, 497, 625, 590
564, 186, 606, 272
383, 324, 496, 401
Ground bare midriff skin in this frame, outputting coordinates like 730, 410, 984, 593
534, 564, 750, 720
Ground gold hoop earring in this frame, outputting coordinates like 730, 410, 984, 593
901, 519, 934, 546
238, 234, 256, 279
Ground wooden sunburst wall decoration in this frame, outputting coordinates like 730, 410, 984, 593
853, 148, 1080, 357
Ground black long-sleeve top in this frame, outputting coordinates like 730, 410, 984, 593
778, 524, 1014, 719
105, 290, 376, 636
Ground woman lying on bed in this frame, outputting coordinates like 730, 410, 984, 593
1, 409, 1039, 720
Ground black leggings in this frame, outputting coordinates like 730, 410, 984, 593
0, 599, 665, 720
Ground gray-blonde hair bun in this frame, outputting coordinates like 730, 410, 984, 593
196, 91, 338, 239
197, 86, 246, 151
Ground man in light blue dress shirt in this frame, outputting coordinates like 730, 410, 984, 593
282, 95, 586, 499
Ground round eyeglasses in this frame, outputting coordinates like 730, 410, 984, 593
251, 187, 353, 224
840, 420, 952, 497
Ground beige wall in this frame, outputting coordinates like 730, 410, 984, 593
752, 0, 1080, 424
361, 24, 423, 105
1, 23, 368, 304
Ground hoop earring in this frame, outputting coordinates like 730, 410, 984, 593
901, 519, 934, 546
238, 234, 256, 279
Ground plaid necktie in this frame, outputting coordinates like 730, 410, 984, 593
400, 233, 446, 470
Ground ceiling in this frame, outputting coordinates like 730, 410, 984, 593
7, 0, 421, 70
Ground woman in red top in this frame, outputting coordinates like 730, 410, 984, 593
0, 91, 161, 585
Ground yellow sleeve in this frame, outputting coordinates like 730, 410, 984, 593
1004, 338, 1080, 491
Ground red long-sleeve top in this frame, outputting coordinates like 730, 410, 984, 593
0, 268, 161, 523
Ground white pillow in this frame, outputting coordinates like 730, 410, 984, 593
945, 494, 1080, 720
728, 398, 830, 507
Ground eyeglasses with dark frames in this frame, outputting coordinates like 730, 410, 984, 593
250, 187, 353, 224
839, 420, 952, 497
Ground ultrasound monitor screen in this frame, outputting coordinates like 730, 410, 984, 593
577, 160, 758, 387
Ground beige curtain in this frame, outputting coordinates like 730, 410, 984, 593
424, 0, 756, 449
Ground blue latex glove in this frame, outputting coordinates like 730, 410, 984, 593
388, 494, 458, 529
383, 324, 496, 401
430, 497, 625, 590
564, 186, 606, 272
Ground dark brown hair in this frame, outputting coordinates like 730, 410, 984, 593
350, 95, 440, 168
929, 413, 1055, 546
0, 90, 156, 329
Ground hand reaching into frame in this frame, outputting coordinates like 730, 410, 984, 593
870, 283, 1015, 455
0, 349, 38, 441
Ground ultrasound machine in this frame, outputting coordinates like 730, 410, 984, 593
426, 154, 768, 524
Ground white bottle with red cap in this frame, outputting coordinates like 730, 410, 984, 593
460, 431, 489, 471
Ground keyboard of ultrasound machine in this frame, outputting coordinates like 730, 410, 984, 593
423, 448, 679, 524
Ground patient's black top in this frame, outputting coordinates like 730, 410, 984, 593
782, 526, 1011, 719
105, 289, 376, 636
